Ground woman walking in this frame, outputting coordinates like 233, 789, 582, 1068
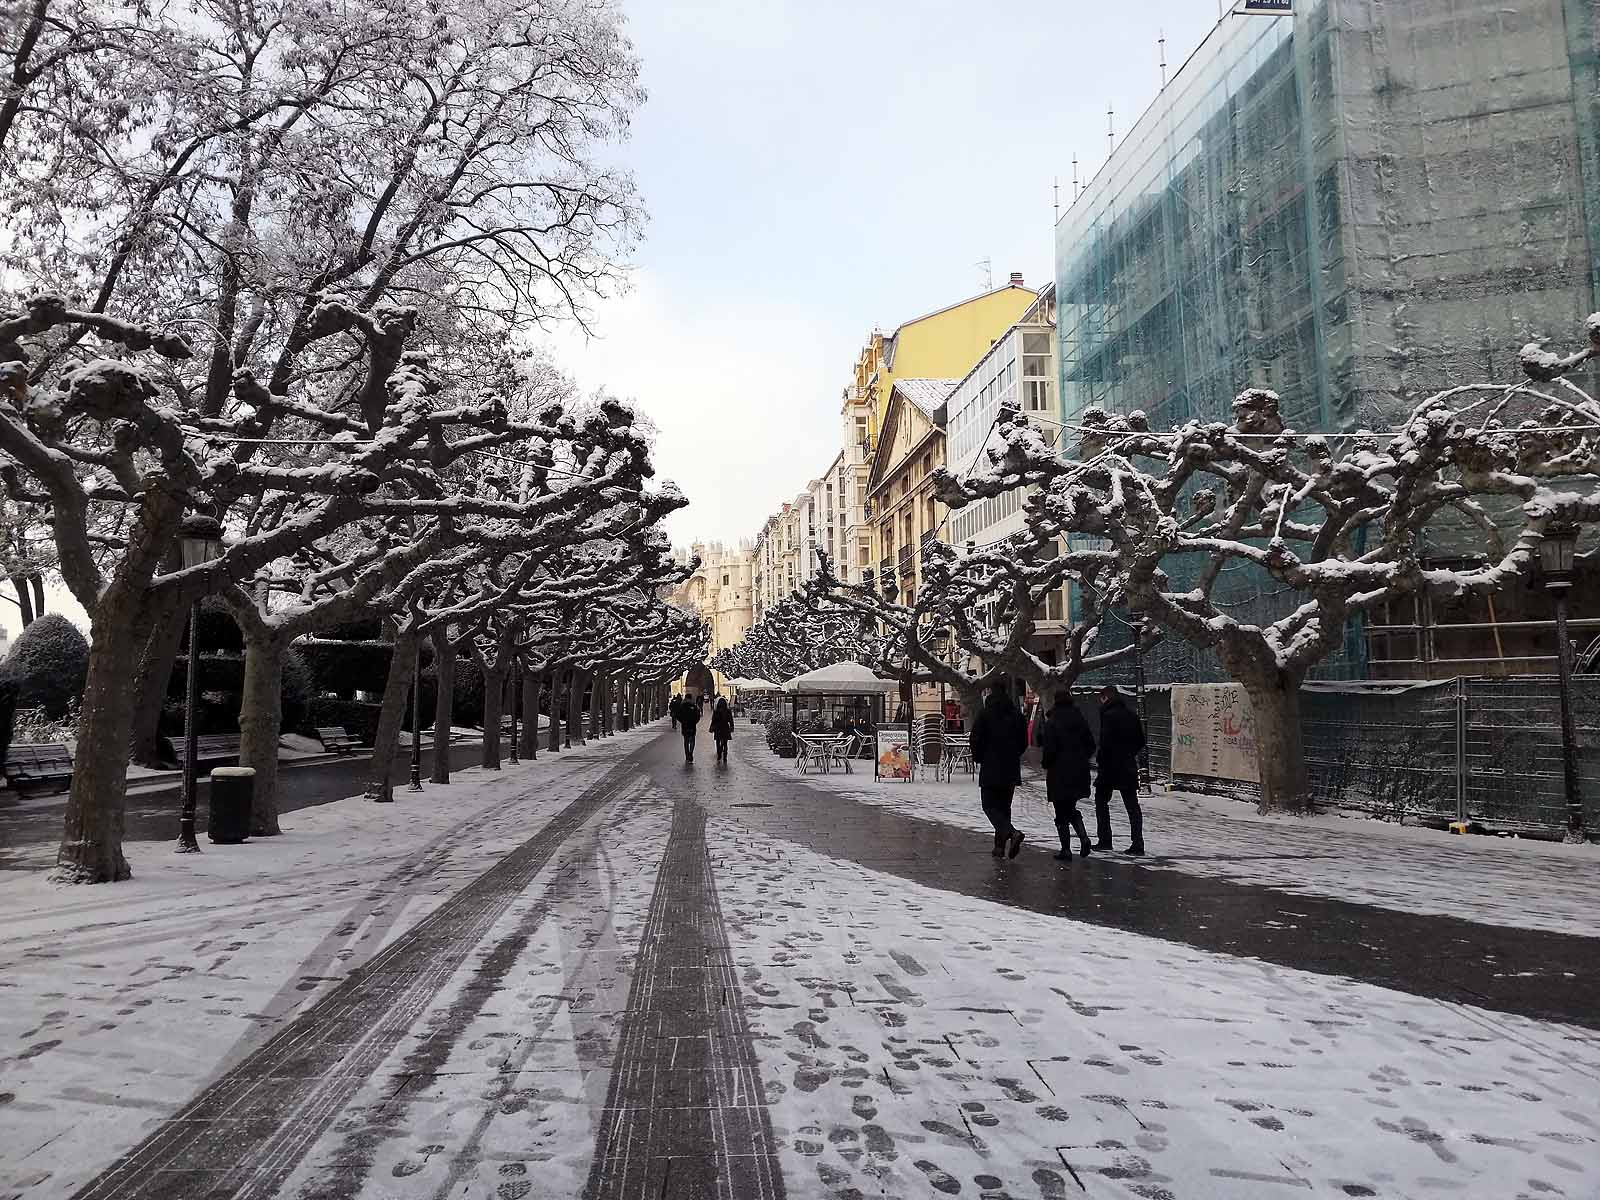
710, 696, 734, 764
1037, 690, 1095, 860
970, 678, 1030, 859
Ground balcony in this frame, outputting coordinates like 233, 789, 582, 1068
879, 557, 894, 582
897, 544, 914, 573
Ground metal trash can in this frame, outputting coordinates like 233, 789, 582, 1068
208, 767, 255, 843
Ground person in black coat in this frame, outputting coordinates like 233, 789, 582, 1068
970, 679, 1030, 859
670, 694, 681, 731
679, 694, 701, 764
1037, 690, 1096, 860
709, 696, 734, 764
1094, 686, 1146, 854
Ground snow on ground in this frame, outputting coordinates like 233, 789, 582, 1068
0, 724, 660, 1200
709, 811, 1600, 1200
747, 752, 1600, 939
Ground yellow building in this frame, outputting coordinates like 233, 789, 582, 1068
671, 541, 754, 698
841, 276, 1036, 594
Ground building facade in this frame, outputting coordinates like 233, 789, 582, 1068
671, 541, 755, 697
1056, 0, 1600, 680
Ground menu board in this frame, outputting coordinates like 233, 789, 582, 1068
876, 727, 913, 781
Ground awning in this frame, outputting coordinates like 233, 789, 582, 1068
782, 662, 900, 695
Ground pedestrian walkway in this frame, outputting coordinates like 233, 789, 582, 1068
4, 727, 1595, 1200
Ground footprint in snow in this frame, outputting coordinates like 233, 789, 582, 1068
914, 1160, 962, 1193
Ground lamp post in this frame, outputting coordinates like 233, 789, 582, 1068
508, 658, 520, 764
1129, 604, 1150, 791
408, 642, 423, 792
1538, 524, 1583, 842
175, 515, 224, 853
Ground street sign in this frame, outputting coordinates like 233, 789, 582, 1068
1239, 0, 1292, 12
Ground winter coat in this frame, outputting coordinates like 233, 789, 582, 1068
1096, 695, 1146, 775
710, 704, 734, 740
1038, 703, 1095, 799
669, 698, 681, 728
679, 701, 701, 733
970, 693, 1029, 788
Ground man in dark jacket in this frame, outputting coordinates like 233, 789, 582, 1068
1094, 685, 1146, 854
670, 694, 681, 731
970, 679, 1030, 859
1038, 690, 1095, 860
679, 695, 701, 764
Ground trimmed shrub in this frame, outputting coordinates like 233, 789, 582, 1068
765, 716, 797, 758
1, 613, 89, 718
281, 647, 314, 733
167, 654, 247, 698
194, 600, 243, 653
300, 639, 393, 698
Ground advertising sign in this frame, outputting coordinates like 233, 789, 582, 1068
1170, 684, 1260, 783
876, 727, 913, 781
1239, 0, 1292, 12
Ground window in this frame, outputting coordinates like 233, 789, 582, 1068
920, 452, 931, 477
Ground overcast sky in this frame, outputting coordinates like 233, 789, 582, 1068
10, 0, 1225, 640
550, 0, 1222, 550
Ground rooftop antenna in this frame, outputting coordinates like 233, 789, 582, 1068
1159, 29, 1168, 88
1071, 154, 1080, 201
1107, 105, 1116, 159
1053, 176, 1060, 223
976, 257, 993, 290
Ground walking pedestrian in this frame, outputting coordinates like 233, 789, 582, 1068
971, 677, 1030, 859
670, 694, 681, 731
1094, 685, 1146, 855
710, 696, 734, 764
679, 693, 701, 764
1037, 690, 1095, 860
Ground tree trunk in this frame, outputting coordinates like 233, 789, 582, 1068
431, 629, 454, 784
565, 670, 585, 748
30, 573, 43, 619
55, 599, 153, 882
481, 664, 505, 769
548, 668, 564, 752
1243, 676, 1310, 814
127, 561, 186, 767
238, 631, 286, 835
367, 629, 419, 801
520, 669, 542, 758
12, 575, 33, 626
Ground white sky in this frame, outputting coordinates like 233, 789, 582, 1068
549, 0, 1222, 548
15, 0, 1224, 641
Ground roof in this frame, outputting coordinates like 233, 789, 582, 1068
782, 661, 900, 694
891, 378, 958, 422
882, 282, 1037, 369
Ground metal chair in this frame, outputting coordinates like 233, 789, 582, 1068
940, 732, 974, 782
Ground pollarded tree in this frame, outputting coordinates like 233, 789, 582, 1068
935, 320, 1600, 813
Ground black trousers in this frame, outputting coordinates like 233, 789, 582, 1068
682, 730, 696, 761
980, 785, 1017, 848
1046, 779, 1091, 852
1093, 768, 1143, 847
714, 735, 729, 762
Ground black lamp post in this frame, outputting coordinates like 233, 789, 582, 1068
1128, 600, 1150, 791
508, 658, 520, 764
1537, 523, 1583, 842
408, 642, 423, 792
175, 515, 224, 853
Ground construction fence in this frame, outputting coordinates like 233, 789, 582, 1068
1125, 676, 1599, 836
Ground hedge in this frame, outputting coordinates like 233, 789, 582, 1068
300, 639, 394, 698
1, 613, 90, 718
306, 697, 382, 746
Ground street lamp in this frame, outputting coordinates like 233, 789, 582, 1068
175, 515, 224, 853
407, 641, 424, 792
508, 658, 520, 764
1538, 523, 1583, 841
1127, 596, 1151, 792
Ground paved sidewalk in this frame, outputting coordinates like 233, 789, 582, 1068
5, 727, 1596, 1200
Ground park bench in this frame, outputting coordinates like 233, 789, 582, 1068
164, 733, 243, 769
315, 726, 362, 754
4, 742, 74, 791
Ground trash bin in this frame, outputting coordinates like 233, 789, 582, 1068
208, 767, 255, 843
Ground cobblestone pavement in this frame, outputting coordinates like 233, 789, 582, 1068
45, 729, 1600, 1199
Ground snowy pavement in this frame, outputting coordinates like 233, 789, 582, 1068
745, 753, 1600, 940
3, 726, 1597, 1200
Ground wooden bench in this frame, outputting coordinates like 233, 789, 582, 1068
4, 742, 74, 791
315, 726, 362, 754
164, 733, 243, 769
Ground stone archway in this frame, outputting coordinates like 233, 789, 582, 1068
685, 663, 715, 698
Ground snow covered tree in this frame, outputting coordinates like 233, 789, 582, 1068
936, 318, 1600, 813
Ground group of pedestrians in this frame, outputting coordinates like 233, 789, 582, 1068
669, 693, 734, 765
971, 679, 1146, 861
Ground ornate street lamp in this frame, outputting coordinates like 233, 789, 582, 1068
1537, 523, 1583, 841
175, 515, 224, 853
407, 642, 424, 792
1128, 595, 1150, 791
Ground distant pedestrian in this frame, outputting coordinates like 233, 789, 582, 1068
670, 694, 681, 731
679, 694, 701, 764
971, 677, 1030, 859
710, 696, 734, 764
1038, 690, 1095, 860
1094, 685, 1146, 855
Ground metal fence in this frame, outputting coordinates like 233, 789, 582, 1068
1124, 676, 1600, 835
